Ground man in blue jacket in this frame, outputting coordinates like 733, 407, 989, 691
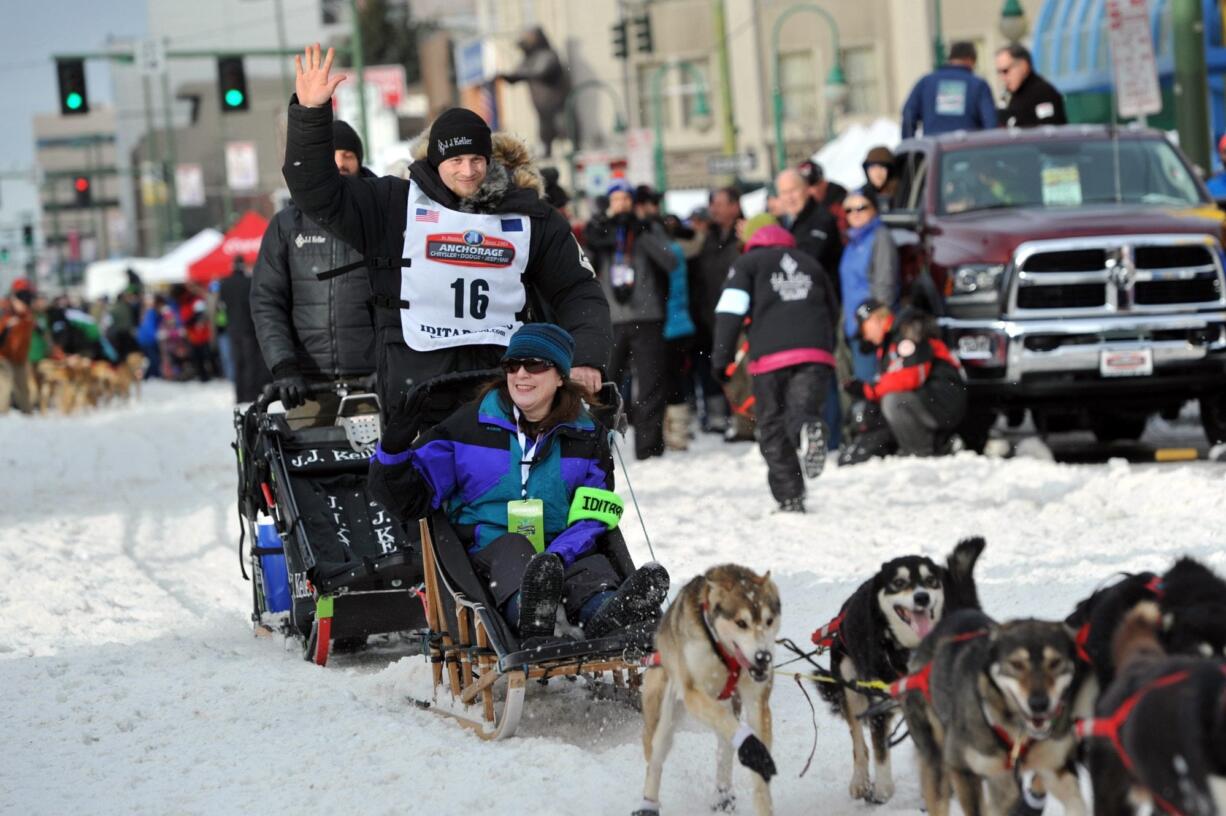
901, 42, 997, 138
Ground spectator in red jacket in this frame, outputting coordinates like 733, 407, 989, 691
844, 299, 966, 456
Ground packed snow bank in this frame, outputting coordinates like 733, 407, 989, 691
2, 382, 1223, 814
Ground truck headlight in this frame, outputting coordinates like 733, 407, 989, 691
951, 264, 1005, 297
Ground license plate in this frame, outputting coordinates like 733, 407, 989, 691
1099, 348, 1153, 378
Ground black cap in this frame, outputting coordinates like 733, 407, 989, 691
798, 160, 824, 186
332, 120, 364, 165
853, 297, 887, 337
427, 107, 493, 168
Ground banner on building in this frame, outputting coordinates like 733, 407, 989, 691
176, 164, 206, 207
225, 142, 259, 191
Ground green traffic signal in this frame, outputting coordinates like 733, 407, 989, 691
224, 89, 245, 108
65, 92, 84, 111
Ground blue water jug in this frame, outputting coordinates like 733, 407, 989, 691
257, 518, 291, 613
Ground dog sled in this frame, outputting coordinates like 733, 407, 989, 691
234, 379, 426, 665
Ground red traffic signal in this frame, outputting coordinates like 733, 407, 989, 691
73, 176, 92, 206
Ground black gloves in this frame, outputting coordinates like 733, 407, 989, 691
272, 364, 309, 410
380, 381, 431, 454
843, 379, 869, 400
736, 733, 777, 781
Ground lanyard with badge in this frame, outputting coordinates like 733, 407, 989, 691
610, 225, 635, 290
507, 407, 547, 551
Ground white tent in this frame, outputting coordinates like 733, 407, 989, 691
83, 259, 160, 301
812, 118, 902, 192
148, 228, 223, 286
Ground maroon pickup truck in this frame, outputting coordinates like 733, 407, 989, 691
884, 125, 1226, 449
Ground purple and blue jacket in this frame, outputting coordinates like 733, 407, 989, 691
367, 390, 613, 566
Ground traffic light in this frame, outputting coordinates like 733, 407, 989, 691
633, 14, 654, 55
21, 224, 33, 247
217, 57, 249, 113
73, 176, 91, 207
0, 247, 9, 263
56, 58, 89, 116
611, 21, 629, 60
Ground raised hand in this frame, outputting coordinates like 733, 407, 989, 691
293, 43, 345, 108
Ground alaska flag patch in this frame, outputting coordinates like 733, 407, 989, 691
500, 218, 523, 232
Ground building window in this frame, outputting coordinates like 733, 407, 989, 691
779, 51, 819, 122
638, 58, 711, 132
842, 45, 880, 115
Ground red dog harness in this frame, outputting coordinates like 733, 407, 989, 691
1074, 576, 1164, 666
810, 612, 845, 652
642, 602, 743, 701
1076, 667, 1226, 816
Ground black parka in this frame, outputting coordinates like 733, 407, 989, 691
250, 194, 375, 381
281, 100, 611, 421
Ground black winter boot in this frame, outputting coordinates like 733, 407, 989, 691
516, 552, 564, 641
777, 497, 805, 513
584, 563, 670, 639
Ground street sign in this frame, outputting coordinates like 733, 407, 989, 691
333, 64, 408, 113
625, 128, 654, 186
136, 38, 166, 76
706, 151, 756, 176
225, 141, 259, 191
1106, 0, 1162, 119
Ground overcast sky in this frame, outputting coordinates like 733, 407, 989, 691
1, 0, 147, 227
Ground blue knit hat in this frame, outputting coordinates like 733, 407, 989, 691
503, 323, 575, 376
607, 178, 633, 197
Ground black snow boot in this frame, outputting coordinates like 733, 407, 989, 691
584, 563, 670, 639
777, 497, 805, 513
798, 420, 827, 479
516, 552, 564, 641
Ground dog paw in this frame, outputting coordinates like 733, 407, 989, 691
849, 770, 873, 801
869, 779, 895, 804
711, 788, 736, 812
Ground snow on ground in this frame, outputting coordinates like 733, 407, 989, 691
2, 382, 1224, 815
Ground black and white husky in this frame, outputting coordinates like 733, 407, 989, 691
816, 537, 985, 803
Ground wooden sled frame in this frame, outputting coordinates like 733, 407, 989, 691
417, 517, 643, 740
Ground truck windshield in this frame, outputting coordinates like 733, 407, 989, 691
938, 138, 1205, 214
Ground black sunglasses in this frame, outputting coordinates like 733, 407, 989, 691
846, 204, 874, 214
501, 357, 555, 374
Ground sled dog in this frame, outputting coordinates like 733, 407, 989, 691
817, 536, 984, 803
636, 564, 781, 816
899, 609, 1085, 816
1083, 602, 1226, 816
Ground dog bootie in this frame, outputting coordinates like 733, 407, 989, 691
515, 552, 564, 640
584, 562, 670, 639
798, 420, 827, 479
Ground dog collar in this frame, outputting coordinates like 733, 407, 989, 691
701, 601, 743, 701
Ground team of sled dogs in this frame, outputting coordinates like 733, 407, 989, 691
636, 541, 1226, 816
33, 352, 144, 414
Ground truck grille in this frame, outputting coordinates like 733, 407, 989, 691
1010, 237, 1225, 316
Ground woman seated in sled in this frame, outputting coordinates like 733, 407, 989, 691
368, 323, 668, 641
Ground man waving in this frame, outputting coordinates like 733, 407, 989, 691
284, 44, 610, 424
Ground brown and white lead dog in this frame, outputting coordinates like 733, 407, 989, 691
635, 565, 782, 816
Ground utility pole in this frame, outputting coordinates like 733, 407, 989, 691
159, 53, 183, 243
273, 0, 292, 101
1172, 0, 1211, 172
712, 0, 738, 173
140, 73, 164, 255
349, 0, 370, 150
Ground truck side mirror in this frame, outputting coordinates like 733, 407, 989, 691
881, 210, 921, 231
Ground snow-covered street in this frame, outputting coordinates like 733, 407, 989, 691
3, 382, 1224, 815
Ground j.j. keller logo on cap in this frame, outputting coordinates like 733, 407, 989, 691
438, 136, 473, 154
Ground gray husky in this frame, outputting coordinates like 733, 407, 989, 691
898, 609, 1086, 816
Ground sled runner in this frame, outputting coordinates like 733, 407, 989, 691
414, 509, 651, 740
234, 379, 427, 666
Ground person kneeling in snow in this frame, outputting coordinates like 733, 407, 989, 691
842, 299, 966, 461
710, 214, 840, 514
367, 323, 668, 641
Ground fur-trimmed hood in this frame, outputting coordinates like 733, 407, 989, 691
411, 127, 545, 210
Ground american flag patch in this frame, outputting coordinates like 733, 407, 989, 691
415, 208, 439, 223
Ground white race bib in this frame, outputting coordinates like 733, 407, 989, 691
399, 182, 533, 351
